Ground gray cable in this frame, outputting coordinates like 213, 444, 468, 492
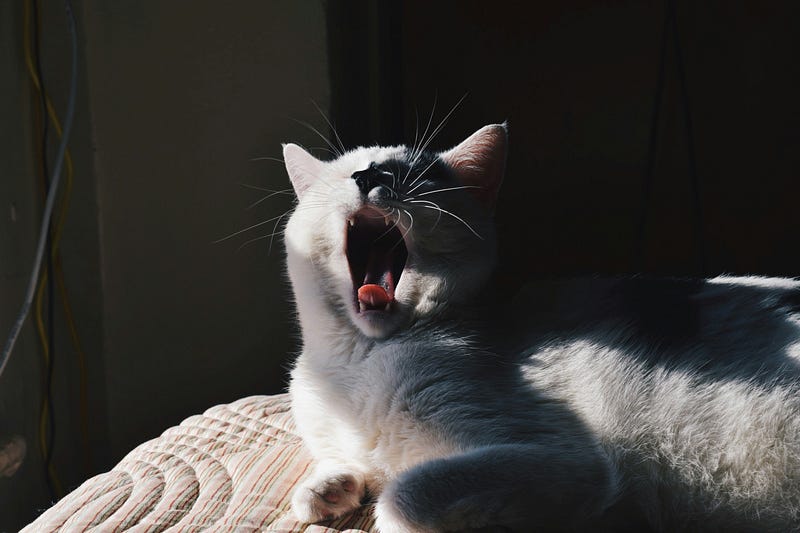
0, 0, 78, 380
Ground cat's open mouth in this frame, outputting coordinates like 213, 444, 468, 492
346, 208, 408, 313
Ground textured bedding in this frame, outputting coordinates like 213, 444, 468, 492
23, 394, 375, 532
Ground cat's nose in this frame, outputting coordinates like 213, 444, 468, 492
352, 170, 373, 196
352, 163, 394, 197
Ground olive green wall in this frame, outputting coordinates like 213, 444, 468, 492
1, 1, 331, 528
81, 0, 329, 466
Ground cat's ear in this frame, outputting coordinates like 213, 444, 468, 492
439, 123, 508, 210
283, 143, 325, 200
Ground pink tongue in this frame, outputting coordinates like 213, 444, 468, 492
358, 284, 391, 309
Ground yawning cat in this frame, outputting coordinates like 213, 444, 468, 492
283, 123, 800, 531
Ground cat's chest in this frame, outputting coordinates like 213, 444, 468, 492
292, 347, 459, 475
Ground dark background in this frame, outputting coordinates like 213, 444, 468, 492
331, 1, 800, 283
1, 0, 799, 529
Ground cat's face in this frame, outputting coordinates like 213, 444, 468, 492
283, 124, 507, 339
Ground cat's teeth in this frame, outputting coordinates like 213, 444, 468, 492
384, 216, 391, 226
348, 217, 355, 227
359, 301, 367, 313
383, 302, 391, 312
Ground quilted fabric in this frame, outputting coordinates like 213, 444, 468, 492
23, 395, 376, 532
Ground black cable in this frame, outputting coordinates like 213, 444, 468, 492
635, 0, 705, 276
635, 0, 670, 272
668, 0, 705, 275
31, 0, 58, 501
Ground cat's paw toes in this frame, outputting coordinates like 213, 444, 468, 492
292, 470, 365, 523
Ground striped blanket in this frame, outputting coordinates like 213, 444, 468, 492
22, 395, 375, 532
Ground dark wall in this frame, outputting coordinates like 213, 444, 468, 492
329, 1, 800, 286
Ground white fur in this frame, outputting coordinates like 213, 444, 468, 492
283, 128, 800, 531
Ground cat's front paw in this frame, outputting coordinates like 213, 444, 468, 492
291, 466, 366, 523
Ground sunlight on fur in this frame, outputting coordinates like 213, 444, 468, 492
282, 121, 800, 531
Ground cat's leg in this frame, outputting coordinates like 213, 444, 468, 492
291, 459, 367, 523
374, 443, 617, 533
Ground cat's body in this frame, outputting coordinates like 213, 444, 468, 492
282, 124, 800, 531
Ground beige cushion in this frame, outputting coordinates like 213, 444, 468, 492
22, 394, 375, 532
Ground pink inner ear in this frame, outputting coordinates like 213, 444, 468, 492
283, 143, 324, 200
440, 124, 508, 210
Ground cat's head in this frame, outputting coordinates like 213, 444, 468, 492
283, 123, 507, 340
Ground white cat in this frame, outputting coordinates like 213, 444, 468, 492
283, 123, 800, 531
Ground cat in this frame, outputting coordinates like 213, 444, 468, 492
282, 122, 800, 532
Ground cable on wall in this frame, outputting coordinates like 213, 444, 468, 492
23, 0, 91, 480
635, 1, 669, 272
635, 0, 704, 275
22, 14, 91, 462
3, 0, 78, 382
668, 0, 705, 275
28, 0, 92, 489
28, 0, 61, 498
1, 0, 81, 496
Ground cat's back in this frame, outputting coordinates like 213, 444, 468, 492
516, 274, 800, 374
515, 275, 800, 529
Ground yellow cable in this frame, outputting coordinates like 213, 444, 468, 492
34, 271, 64, 497
54, 257, 91, 473
25, 0, 65, 498
23, 0, 91, 494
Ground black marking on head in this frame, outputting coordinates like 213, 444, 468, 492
351, 162, 397, 196
381, 154, 456, 199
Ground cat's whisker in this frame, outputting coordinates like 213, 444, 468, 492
363, 212, 390, 220
390, 164, 399, 192
311, 99, 346, 156
308, 146, 339, 158
294, 165, 336, 192
415, 95, 438, 160
411, 93, 467, 167
249, 156, 285, 163
373, 208, 402, 243
409, 199, 483, 240
290, 202, 334, 212
302, 188, 335, 201
403, 94, 466, 188
233, 205, 333, 254
411, 185, 483, 198
240, 183, 294, 194
213, 213, 289, 244
408, 107, 420, 169
247, 189, 296, 210
268, 209, 293, 255
291, 118, 343, 158
429, 203, 443, 232
404, 96, 438, 183
236, 232, 281, 253
398, 208, 414, 245
384, 209, 406, 253
404, 158, 440, 195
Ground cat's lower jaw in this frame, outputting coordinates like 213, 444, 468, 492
291, 463, 366, 523
349, 304, 406, 339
